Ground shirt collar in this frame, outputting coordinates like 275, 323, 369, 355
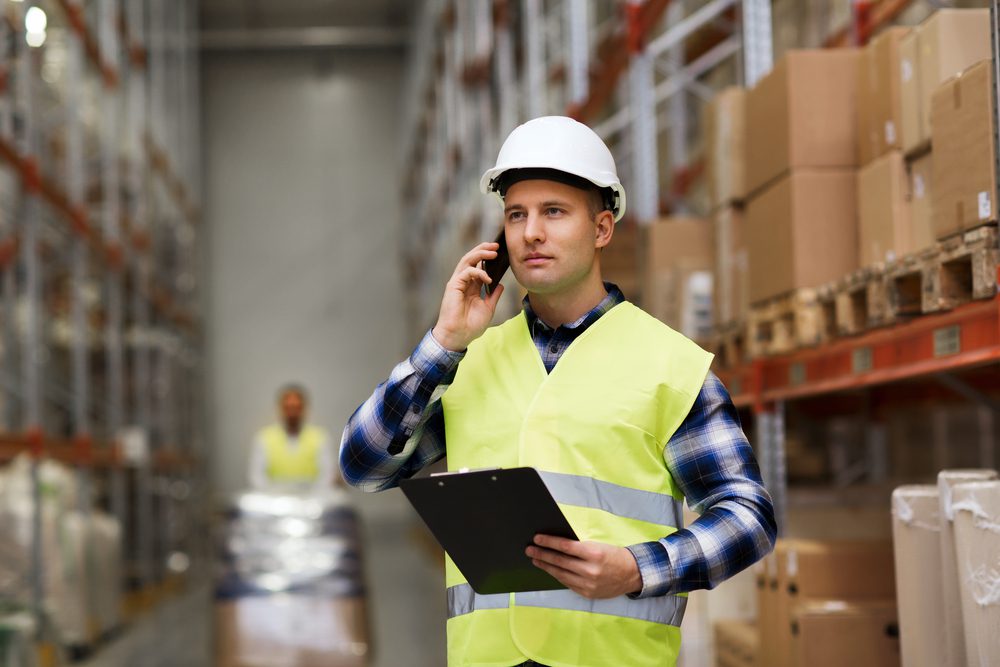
522, 282, 625, 332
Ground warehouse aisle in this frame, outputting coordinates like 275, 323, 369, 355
80, 585, 213, 667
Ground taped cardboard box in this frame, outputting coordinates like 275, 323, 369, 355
705, 87, 747, 210
891, 485, 946, 667
937, 469, 998, 667
906, 152, 935, 253
639, 217, 714, 341
712, 206, 749, 326
745, 169, 858, 304
918, 9, 991, 153
215, 596, 369, 667
857, 27, 910, 166
755, 554, 781, 667
745, 49, 859, 196
950, 480, 1000, 667
857, 150, 913, 266
714, 619, 758, 667
930, 59, 997, 239
899, 30, 922, 155
790, 600, 899, 667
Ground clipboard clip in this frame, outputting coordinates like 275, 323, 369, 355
430, 466, 502, 477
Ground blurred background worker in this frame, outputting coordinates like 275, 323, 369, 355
248, 384, 339, 490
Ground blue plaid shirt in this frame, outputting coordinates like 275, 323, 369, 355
340, 284, 776, 596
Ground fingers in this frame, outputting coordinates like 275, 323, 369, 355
453, 243, 500, 277
533, 534, 586, 557
451, 265, 492, 291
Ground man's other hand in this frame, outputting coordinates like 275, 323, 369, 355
526, 534, 643, 599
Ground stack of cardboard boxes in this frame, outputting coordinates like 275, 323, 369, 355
705, 87, 749, 330
702, 7, 993, 349
744, 49, 861, 306
903, 9, 993, 243
756, 539, 899, 667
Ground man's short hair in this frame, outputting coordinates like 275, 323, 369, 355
277, 383, 309, 405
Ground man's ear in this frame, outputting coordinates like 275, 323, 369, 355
595, 211, 615, 250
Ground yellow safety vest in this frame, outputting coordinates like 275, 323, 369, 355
261, 424, 327, 482
441, 301, 713, 667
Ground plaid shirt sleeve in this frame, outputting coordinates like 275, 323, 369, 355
627, 371, 777, 596
339, 330, 465, 492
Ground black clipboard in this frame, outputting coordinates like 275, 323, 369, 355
399, 467, 578, 594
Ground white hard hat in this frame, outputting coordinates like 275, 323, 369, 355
480, 116, 627, 222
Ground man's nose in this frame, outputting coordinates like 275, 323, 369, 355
523, 212, 545, 244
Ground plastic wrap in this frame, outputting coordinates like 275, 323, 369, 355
0, 613, 38, 667
216, 490, 364, 600
215, 490, 369, 667
891, 484, 945, 667
936, 468, 997, 666
0, 457, 123, 647
951, 480, 1000, 666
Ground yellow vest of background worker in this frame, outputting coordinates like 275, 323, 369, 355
441, 302, 713, 667
261, 424, 328, 482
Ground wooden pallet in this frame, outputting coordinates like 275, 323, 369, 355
887, 224, 999, 317
710, 321, 749, 367
747, 288, 827, 358
827, 265, 892, 336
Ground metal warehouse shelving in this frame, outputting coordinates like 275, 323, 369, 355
0, 0, 203, 661
400, 0, 1000, 535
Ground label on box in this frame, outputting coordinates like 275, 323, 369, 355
901, 59, 913, 83
978, 191, 992, 219
789, 362, 806, 386
913, 174, 926, 199
885, 121, 896, 145
786, 549, 798, 577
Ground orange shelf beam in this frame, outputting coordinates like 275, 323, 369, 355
715, 294, 1000, 409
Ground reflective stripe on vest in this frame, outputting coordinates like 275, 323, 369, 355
447, 584, 687, 627
539, 471, 683, 528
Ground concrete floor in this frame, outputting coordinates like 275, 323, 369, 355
82, 488, 446, 667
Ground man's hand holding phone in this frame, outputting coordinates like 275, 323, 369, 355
431, 238, 507, 353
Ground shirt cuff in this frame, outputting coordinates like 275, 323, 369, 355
410, 329, 465, 382
626, 541, 674, 599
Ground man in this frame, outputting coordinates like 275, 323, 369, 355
249, 384, 338, 490
341, 116, 775, 667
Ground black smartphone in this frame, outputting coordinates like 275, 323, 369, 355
481, 227, 509, 296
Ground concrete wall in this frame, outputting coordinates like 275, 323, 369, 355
202, 50, 407, 496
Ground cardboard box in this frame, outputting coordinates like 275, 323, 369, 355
713, 206, 749, 326
745, 170, 858, 304
906, 152, 935, 253
891, 485, 946, 667
602, 219, 641, 302
714, 619, 758, 667
857, 27, 910, 165
706, 87, 747, 209
937, 469, 998, 667
640, 217, 714, 340
763, 539, 896, 667
745, 49, 860, 196
215, 596, 369, 667
918, 9, 991, 152
951, 480, 1000, 667
780, 539, 896, 602
899, 30, 922, 154
857, 150, 913, 266
790, 600, 899, 667
931, 59, 997, 239
756, 554, 781, 667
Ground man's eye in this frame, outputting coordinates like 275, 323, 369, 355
508, 211, 525, 222
546, 208, 563, 216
